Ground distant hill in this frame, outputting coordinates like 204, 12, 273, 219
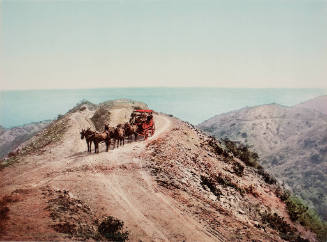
295, 95, 327, 115
198, 96, 327, 221
0, 121, 51, 158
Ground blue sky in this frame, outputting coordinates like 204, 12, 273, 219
1, 0, 327, 89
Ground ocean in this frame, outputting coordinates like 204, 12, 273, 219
0, 88, 326, 128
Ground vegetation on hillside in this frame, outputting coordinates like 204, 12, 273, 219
206, 135, 327, 241
276, 190, 327, 241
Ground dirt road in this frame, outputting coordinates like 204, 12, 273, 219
0, 110, 216, 241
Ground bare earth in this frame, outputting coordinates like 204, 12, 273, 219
0, 110, 213, 241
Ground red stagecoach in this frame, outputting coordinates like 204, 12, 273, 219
130, 109, 155, 140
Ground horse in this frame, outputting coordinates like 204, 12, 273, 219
113, 124, 125, 148
105, 124, 116, 147
92, 131, 111, 153
123, 122, 138, 142
80, 128, 94, 152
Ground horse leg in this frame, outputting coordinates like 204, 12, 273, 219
94, 141, 97, 153
106, 140, 109, 152
89, 141, 92, 152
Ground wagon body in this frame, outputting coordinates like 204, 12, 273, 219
130, 109, 155, 140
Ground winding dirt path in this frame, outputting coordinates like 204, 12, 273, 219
0, 110, 217, 241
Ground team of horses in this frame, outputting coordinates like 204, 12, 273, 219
80, 122, 139, 153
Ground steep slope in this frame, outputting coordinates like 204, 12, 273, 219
198, 101, 327, 221
0, 100, 317, 241
295, 95, 327, 115
0, 121, 51, 158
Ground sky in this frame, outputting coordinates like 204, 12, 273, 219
0, 0, 327, 90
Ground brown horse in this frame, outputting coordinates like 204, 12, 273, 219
113, 124, 125, 148
80, 128, 94, 152
105, 124, 116, 147
93, 131, 111, 153
123, 122, 138, 142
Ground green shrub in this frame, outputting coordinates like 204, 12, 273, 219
285, 196, 327, 241
222, 138, 260, 168
261, 211, 308, 241
206, 137, 230, 158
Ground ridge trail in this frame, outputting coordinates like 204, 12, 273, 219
0, 110, 218, 241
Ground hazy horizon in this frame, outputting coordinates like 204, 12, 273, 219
1, 0, 327, 90
1, 87, 326, 128
1, 86, 327, 92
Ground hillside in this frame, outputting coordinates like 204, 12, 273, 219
198, 98, 327, 221
0, 121, 51, 158
295, 95, 327, 115
0, 99, 322, 241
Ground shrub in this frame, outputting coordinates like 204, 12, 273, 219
200, 175, 223, 199
222, 138, 260, 168
232, 161, 244, 177
286, 196, 308, 221
206, 137, 230, 158
261, 211, 308, 241
285, 196, 327, 241
215, 173, 245, 195
257, 166, 277, 185
98, 216, 129, 241
275, 187, 290, 202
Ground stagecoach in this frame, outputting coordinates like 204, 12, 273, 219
130, 109, 155, 140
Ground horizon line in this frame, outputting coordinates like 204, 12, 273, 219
1, 86, 327, 92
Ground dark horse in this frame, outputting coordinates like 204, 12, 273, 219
80, 128, 94, 152
105, 124, 116, 147
123, 122, 138, 142
92, 131, 111, 153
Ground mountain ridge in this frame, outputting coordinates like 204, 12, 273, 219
0, 99, 322, 241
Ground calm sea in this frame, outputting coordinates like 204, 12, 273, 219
0, 88, 326, 128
